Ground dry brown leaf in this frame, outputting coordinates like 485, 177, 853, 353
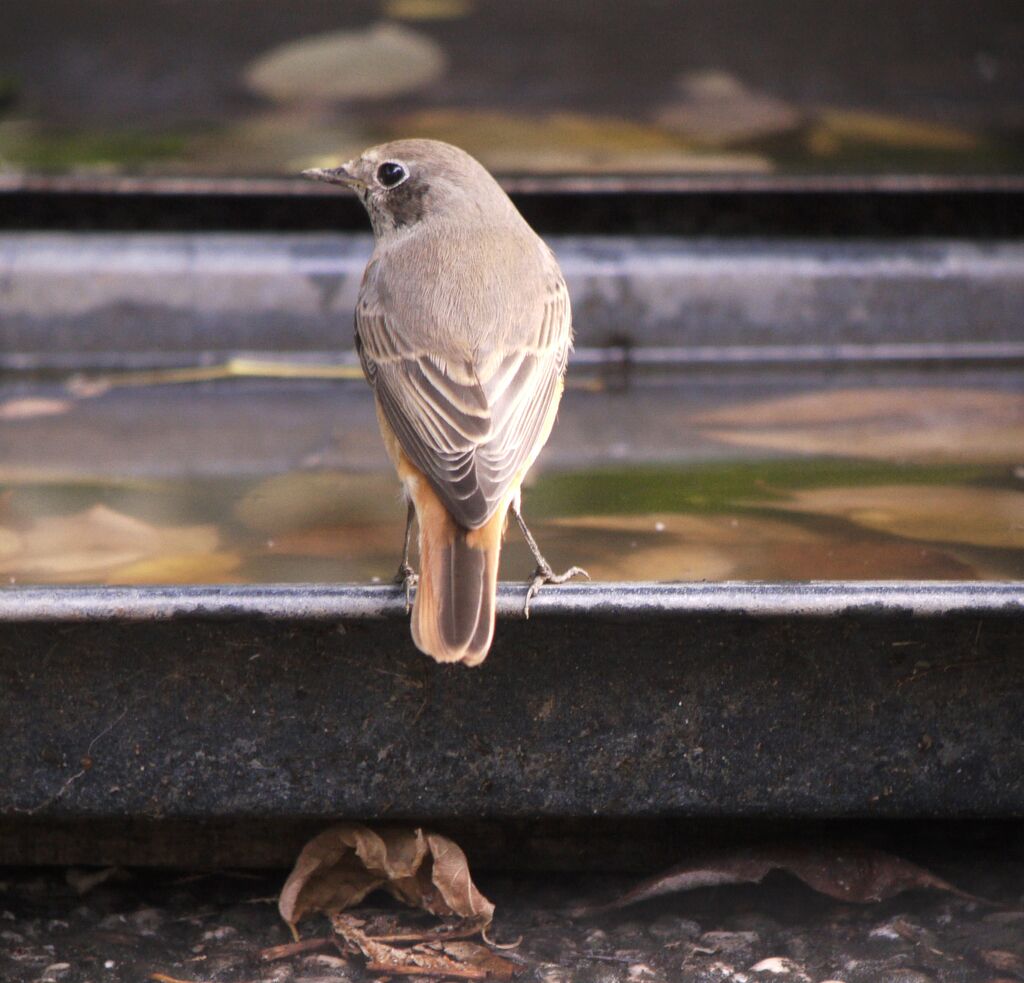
980, 949, 1024, 975
334, 913, 505, 979
571, 843, 984, 916
259, 937, 336, 962
279, 824, 494, 933
438, 941, 519, 980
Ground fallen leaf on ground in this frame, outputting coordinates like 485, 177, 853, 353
571, 843, 985, 916
980, 949, 1024, 974
438, 941, 519, 980
279, 824, 494, 935
259, 937, 336, 962
66, 866, 127, 895
334, 913, 517, 979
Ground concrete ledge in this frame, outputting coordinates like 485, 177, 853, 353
2, 582, 1021, 834
3, 235, 1023, 363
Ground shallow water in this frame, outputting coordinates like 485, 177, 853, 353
1, 462, 1021, 586
1, 371, 1022, 585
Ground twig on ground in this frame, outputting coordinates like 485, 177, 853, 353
259, 937, 336, 962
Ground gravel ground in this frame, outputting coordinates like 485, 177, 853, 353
2, 859, 1023, 983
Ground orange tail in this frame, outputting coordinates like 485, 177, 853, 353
410, 485, 503, 667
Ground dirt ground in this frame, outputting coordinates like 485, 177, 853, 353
3, 853, 1023, 983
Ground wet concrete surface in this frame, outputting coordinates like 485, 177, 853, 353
2, 848, 1023, 983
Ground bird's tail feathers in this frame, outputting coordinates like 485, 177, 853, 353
411, 490, 502, 666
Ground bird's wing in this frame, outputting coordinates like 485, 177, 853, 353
356, 276, 571, 529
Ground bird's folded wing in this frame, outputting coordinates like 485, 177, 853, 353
356, 287, 570, 529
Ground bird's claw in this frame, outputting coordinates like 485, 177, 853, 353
523, 563, 589, 618
394, 562, 419, 612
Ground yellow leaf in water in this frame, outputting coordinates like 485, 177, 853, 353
109, 551, 241, 584
815, 109, 979, 151
384, 0, 473, 19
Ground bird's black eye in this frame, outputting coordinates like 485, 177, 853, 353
376, 161, 407, 188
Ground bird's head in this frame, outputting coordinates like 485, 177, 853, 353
303, 139, 515, 239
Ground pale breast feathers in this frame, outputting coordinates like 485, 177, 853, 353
355, 248, 571, 529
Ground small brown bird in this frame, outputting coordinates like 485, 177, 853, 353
304, 139, 585, 666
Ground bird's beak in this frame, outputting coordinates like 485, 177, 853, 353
302, 164, 366, 190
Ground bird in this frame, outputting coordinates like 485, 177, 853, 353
303, 139, 586, 666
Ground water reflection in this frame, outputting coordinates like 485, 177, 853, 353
2, 371, 1022, 586
1, 459, 1021, 586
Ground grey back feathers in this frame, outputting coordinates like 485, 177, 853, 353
352, 140, 573, 529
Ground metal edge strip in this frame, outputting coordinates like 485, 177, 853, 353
3, 174, 1024, 196
4, 342, 1024, 375
0, 582, 1020, 622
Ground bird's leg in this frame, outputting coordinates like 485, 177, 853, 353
394, 500, 419, 611
510, 504, 589, 618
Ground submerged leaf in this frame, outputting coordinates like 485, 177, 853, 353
0, 504, 239, 584
571, 843, 984, 916
775, 485, 1024, 550
280, 824, 494, 933
245, 23, 446, 103
695, 387, 1024, 465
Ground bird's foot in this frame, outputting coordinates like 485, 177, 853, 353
523, 562, 589, 618
394, 561, 419, 612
